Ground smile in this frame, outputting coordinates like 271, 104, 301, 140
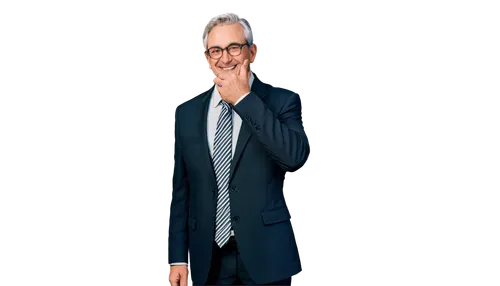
221, 65, 236, 70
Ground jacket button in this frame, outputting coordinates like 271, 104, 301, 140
230, 186, 237, 193
232, 216, 240, 223
255, 125, 260, 131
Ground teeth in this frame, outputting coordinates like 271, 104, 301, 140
222, 65, 236, 70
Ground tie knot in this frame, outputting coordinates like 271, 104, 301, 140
219, 100, 232, 111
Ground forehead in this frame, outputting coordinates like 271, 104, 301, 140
207, 23, 246, 48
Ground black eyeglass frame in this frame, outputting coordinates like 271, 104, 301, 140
205, 42, 250, 59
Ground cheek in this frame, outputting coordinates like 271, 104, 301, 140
209, 61, 220, 74
210, 60, 219, 68
207, 61, 212, 71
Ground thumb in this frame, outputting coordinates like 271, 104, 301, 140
239, 59, 249, 77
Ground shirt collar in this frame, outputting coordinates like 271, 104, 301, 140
212, 71, 255, 108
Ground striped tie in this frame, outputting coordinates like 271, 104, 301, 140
214, 100, 233, 248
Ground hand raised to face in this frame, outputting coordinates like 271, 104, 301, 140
213, 59, 251, 105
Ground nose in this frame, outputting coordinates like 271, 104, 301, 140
220, 49, 232, 64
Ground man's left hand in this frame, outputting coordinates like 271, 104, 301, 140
213, 59, 251, 105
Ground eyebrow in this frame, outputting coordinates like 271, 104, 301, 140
207, 42, 242, 50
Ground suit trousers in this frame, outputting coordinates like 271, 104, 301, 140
200, 236, 292, 286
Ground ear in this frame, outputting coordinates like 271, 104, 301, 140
249, 44, 257, 63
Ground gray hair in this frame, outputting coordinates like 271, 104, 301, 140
202, 13, 253, 50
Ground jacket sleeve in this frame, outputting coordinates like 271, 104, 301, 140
168, 106, 189, 263
233, 91, 310, 172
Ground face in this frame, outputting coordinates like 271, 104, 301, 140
205, 23, 257, 76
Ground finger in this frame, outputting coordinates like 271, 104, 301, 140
180, 273, 188, 286
217, 71, 229, 80
168, 275, 179, 286
239, 59, 249, 77
168, 273, 180, 286
213, 77, 223, 86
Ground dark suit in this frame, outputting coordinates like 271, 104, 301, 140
168, 73, 310, 285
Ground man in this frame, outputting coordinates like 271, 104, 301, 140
168, 13, 310, 286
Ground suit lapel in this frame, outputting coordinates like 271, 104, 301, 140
201, 84, 217, 185
228, 73, 268, 183
229, 116, 251, 182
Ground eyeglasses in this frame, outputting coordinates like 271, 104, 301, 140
205, 42, 250, 59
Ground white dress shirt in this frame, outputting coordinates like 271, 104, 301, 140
170, 72, 255, 266
207, 71, 255, 159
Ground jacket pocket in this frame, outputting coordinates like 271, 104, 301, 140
261, 206, 291, 225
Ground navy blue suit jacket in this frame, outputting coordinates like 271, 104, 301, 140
168, 73, 310, 285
